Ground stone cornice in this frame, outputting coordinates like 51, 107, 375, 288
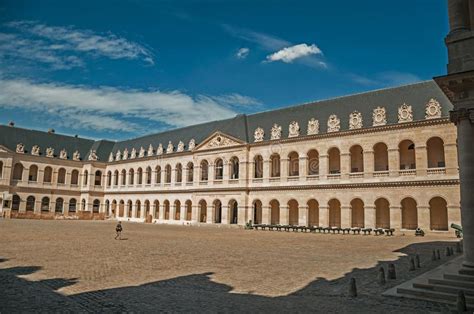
450, 108, 474, 124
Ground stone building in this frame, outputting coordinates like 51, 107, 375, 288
0, 81, 461, 232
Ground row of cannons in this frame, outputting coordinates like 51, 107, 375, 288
251, 224, 396, 236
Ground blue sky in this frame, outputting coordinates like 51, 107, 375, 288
0, 0, 449, 140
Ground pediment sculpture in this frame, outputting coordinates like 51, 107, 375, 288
166, 141, 174, 153
73, 150, 81, 161
115, 150, 122, 161
307, 118, 319, 135
349, 111, 363, 130
122, 148, 129, 160
270, 123, 282, 140
372, 107, 387, 126
177, 141, 185, 152
398, 103, 413, 123
46, 147, 54, 158
288, 121, 300, 137
139, 146, 145, 158
157, 144, 163, 155
147, 144, 154, 156
425, 98, 442, 119
327, 114, 340, 133
16, 143, 25, 153
88, 150, 98, 161
59, 149, 67, 160
130, 148, 137, 159
31, 145, 40, 156
254, 127, 264, 142
188, 139, 196, 151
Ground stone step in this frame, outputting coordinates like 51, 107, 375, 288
397, 286, 474, 306
444, 273, 474, 282
429, 278, 474, 289
413, 282, 474, 296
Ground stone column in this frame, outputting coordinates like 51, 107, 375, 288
180, 205, 186, 221
223, 160, 229, 182
208, 164, 214, 184
206, 204, 213, 224
417, 206, 431, 231
390, 206, 401, 230
281, 158, 289, 181
341, 153, 350, 179
280, 205, 289, 225
388, 148, 399, 177
238, 205, 247, 225
159, 204, 165, 220
221, 205, 229, 224
299, 205, 308, 226
415, 145, 428, 176
364, 205, 376, 229
191, 205, 199, 222
363, 150, 374, 178
447, 0, 470, 33
299, 156, 308, 178
263, 160, 271, 183
448, 205, 461, 226
341, 205, 351, 228
319, 154, 328, 180
319, 205, 329, 227
262, 206, 271, 224
444, 142, 459, 176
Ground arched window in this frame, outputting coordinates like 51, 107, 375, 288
270, 154, 280, 177
71, 170, 79, 185
165, 164, 172, 183
146, 167, 152, 184
106, 171, 112, 187
187, 162, 194, 182
43, 166, 53, 183
254, 155, 263, 178
29, 165, 39, 182
137, 168, 143, 185
121, 169, 127, 185
83, 170, 89, 186
114, 170, 119, 186
307, 150, 319, 175
94, 170, 102, 186
230, 157, 239, 179
12, 194, 21, 211
350, 145, 364, 173
129, 169, 134, 185
176, 163, 183, 183
55, 198, 64, 213
328, 147, 341, 174
0, 161, 3, 178
26, 196, 35, 211
373, 143, 389, 171
92, 199, 100, 213
200, 160, 209, 181
155, 166, 162, 184
399, 140, 416, 170
427, 137, 446, 168
41, 197, 50, 212
401, 197, 418, 230
13, 163, 23, 181
69, 198, 77, 212
215, 159, 223, 180
288, 152, 299, 177
58, 168, 66, 184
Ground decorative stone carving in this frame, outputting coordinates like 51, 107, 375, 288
88, 150, 98, 161
349, 111, 363, 130
46, 147, 54, 158
122, 148, 129, 160
327, 114, 340, 133
108, 152, 114, 162
59, 149, 67, 160
147, 144, 154, 156
166, 141, 174, 153
139, 146, 145, 158
157, 144, 163, 155
115, 150, 121, 161
16, 143, 25, 153
73, 150, 81, 161
288, 121, 300, 137
207, 135, 235, 148
31, 145, 40, 156
130, 148, 137, 159
372, 106, 387, 126
188, 139, 196, 151
254, 127, 264, 142
307, 118, 319, 135
425, 98, 442, 119
398, 103, 413, 123
270, 123, 282, 140
177, 141, 185, 152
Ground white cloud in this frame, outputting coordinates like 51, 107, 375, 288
223, 25, 290, 50
0, 78, 261, 133
1, 20, 155, 70
266, 44, 322, 63
349, 71, 421, 87
236, 47, 249, 59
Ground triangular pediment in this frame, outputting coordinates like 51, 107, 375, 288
195, 132, 245, 151
0, 145, 11, 153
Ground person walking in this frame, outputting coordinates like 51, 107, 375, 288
115, 221, 123, 240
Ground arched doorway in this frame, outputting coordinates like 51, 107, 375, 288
375, 198, 390, 228
213, 200, 222, 223
429, 197, 448, 231
401, 197, 418, 230
144, 200, 151, 222
229, 200, 238, 224
185, 200, 192, 221
288, 199, 299, 225
154, 200, 160, 219
199, 200, 207, 223
350, 198, 364, 228
174, 200, 181, 220
135, 200, 141, 218
270, 199, 280, 224
328, 199, 341, 228
308, 199, 319, 227
127, 200, 133, 218
119, 200, 125, 217
253, 200, 262, 224
164, 200, 170, 220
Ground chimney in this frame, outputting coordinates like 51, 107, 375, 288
48, 128, 55, 134
8, 121, 14, 127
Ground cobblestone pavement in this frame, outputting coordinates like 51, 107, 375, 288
0, 219, 461, 313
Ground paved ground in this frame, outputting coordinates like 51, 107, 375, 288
0, 219, 462, 313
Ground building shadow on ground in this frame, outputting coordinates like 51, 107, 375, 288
0, 240, 460, 313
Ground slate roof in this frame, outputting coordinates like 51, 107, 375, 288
0, 80, 452, 161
